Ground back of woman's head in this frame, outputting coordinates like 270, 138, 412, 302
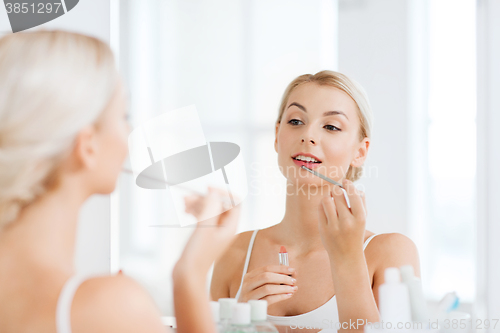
276, 70, 373, 182
0, 30, 119, 229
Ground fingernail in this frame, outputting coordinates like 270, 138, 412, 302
293, 286, 298, 290
291, 278, 296, 284
288, 267, 295, 272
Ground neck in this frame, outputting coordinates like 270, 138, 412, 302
0, 178, 89, 275
276, 181, 333, 254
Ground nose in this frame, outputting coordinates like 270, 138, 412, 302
301, 136, 316, 145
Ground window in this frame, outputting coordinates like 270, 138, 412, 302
425, 0, 476, 302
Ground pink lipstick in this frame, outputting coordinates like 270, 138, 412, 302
279, 246, 289, 266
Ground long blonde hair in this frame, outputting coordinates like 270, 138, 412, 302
276, 70, 373, 182
0, 30, 119, 228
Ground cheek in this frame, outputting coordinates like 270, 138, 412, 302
115, 123, 129, 161
103, 123, 128, 168
277, 130, 293, 161
322, 137, 356, 173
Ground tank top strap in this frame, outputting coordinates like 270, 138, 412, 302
363, 234, 378, 250
235, 229, 259, 300
56, 275, 91, 333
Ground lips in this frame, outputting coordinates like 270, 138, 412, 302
291, 152, 323, 170
291, 152, 322, 162
292, 158, 322, 169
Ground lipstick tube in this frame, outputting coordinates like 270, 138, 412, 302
279, 246, 289, 266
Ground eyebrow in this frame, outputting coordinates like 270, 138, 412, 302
287, 102, 349, 120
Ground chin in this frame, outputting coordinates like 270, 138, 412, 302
95, 175, 120, 195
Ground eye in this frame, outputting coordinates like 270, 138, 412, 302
288, 119, 303, 126
325, 124, 341, 132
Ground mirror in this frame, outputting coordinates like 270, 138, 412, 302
113, 0, 477, 321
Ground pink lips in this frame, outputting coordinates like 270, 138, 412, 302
292, 158, 322, 169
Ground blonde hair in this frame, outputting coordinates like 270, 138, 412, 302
276, 70, 373, 182
0, 30, 119, 228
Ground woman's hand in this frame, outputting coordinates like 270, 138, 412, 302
237, 265, 298, 305
317, 179, 366, 261
176, 186, 241, 275
173, 188, 241, 333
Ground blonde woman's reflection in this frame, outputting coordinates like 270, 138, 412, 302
211, 71, 421, 332
0, 30, 240, 333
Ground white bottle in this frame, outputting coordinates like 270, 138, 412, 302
210, 301, 224, 333
218, 298, 237, 332
379, 267, 412, 326
248, 300, 278, 332
226, 303, 256, 333
400, 265, 430, 324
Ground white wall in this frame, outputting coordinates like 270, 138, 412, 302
0, 0, 112, 275
476, 0, 500, 327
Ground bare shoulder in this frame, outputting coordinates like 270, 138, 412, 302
216, 230, 256, 266
368, 233, 421, 306
231, 230, 258, 252
71, 274, 167, 333
210, 230, 256, 300
368, 233, 421, 276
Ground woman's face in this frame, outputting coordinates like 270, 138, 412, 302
274, 82, 369, 188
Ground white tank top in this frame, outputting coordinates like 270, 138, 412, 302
56, 275, 92, 333
234, 230, 378, 329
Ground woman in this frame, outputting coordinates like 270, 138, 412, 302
210, 71, 421, 331
0, 30, 239, 333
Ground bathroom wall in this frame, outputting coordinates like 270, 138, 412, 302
476, 0, 500, 326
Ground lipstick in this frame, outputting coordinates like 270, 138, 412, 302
279, 246, 289, 266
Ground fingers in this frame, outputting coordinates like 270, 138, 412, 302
318, 198, 329, 227
320, 191, 339, 227
244, 271, 296, 291
360, 190, 367, 217
208, 186, 240, 211
247, 283, 298, 301
247, 265, 295, 279
259, 292, 294, 305
183, 187, 234, 225
331, 184, 351, 219
341, 179, 365, 220
239, 265, 297, 302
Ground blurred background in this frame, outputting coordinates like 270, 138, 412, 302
113, 0, 477, 317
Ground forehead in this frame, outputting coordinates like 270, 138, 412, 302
285, 82, 359, 120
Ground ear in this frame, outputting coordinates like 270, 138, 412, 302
274, 122, 280, 154
73, 125, 100, 171
350, 137, 370, 168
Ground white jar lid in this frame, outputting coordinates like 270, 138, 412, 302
384, 267, 401, 283
248, 300, 268, 321
209, 301, 220, 323
231, 303, 251, 325
218, 298, 237, 320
